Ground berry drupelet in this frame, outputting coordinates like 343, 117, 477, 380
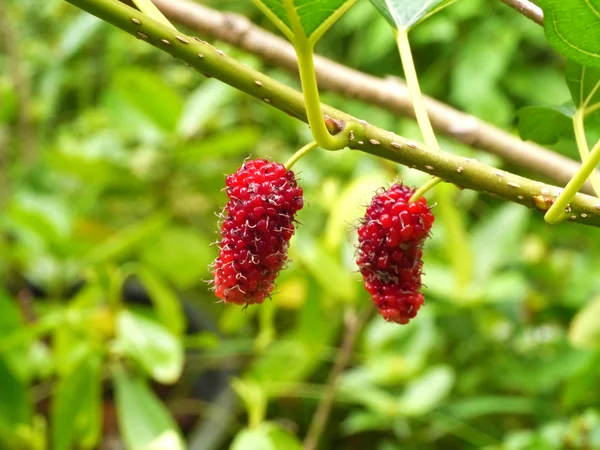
212, 159, 303, 305
356, 184, 434, 324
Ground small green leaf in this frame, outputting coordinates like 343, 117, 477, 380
0, 356, 31, 431
569, 297, 600, 349
134, 266, 186, 336
254, 0, 356, 42
231, 422, 303, 450
52, 353, 102, 450
369, 0, 458, 30
517, 104, 575, 145
566, 61, 600, 109
116, 310, 184, 384
398, 366, 455, 416
113, 368, 184, 450
539, 0, 600, 67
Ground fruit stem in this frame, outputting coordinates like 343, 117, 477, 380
573, 109, 600, 196
545, 138, 600, 224
396, 28, 443, 202
130, 0, 175, 29
284, 141, 319, 170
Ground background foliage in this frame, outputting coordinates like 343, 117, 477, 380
1, 0, 600, 449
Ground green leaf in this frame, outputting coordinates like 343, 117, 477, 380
539, 0, 600, 68
569, 297, 600, 349
175, 126, 261, 162
398, 366, 455, 416
134, 267, 186, 336
113, 368, 184, 450
52, 353, 102, 450
231, 422, 302, 450
566, 60, 600, 109
254, 0, 356, 42
517, 104, 575, 145
59, 12, 103, 60
116, 310, 184, 384
113, 69, 184, 132
369, 0, 458, 30
0, 356, 31, 431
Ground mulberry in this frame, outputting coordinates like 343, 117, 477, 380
212, 159, 303, 305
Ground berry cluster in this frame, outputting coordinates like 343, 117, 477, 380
212, 159, 303, 305
356, 184, 434, 324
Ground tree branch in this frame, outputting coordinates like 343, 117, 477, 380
150, 0, 585, 193
499, 0, 544, 26
64, 0, 600, 228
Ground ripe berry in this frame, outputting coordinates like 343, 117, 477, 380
356, 184, 434, 324
212, 159, 303, 305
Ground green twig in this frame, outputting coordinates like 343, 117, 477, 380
573, 110, 600, 196
62, 0, 600, 228
284, 141, 319, 169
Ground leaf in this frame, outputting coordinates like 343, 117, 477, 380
0, 356, 31, 431
177, 79, 235, 138
113, 368, 184, 450
569, 297, 600, 349
175, 126, 261, 162
116, 310, 184, 384
369, 0, 458, 30
113, 69, 184, 132
517, 104, 575, 145
398, 366, 455, 416
231, 423, 303, 450
254, 0, 356, 43
134, 267, 186, 336
539, 0, 600, 68
59, 13, 103, 60
565, 60, 600, 109
52, 353, 102, 450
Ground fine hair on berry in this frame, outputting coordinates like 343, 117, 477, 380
212, 159, 303, 305
356, 184, 434, 324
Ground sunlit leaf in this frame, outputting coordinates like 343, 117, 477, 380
116, 310, 184, 384
569, 297, 600, 349
231, 422, 302, 450
113, 368, 184, 450
398, 365, 455, 416
369, 0, 458, 30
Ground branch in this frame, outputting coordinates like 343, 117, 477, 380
304, 307, 371, 450
150, 0, 586, 193
64, 0, 600, 228
499, 0, 544, 26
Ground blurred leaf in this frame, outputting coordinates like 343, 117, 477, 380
177, 79, 235, 138
176, 126, 261, 161
254, 0, 354, 42
398, 366, 454, 416
324, 173, 387, 250
231, 422, 302, 450
470, 204, 529, 283
140, 226, 211, 289
0, 289, 24, 337
517, 104, 575, 145
59, 13, 103, 60
113, 69, 183, 132
117, 310, 184, 384
52, 352, 102, 450
0, 356, 31, 431
84, 212, 170, 264
444, 396, 538, 420
231, 378, 267, 428
539, 0, 600, 67
134, 266, 186, 336
566, 61, 600, 108
290, 236, 356, 302
569, 297, 600, 349
369, 0, 458, 30
113, 368, 184, 450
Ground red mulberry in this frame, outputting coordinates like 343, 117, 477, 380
356, 184, 434, 324
212, 159, 303, 305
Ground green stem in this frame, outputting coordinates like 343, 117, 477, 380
284, 141, 319, 169
396, 28, 443, 202
283, 0, 357, 150
131, 0, 175, 29
545, 138, 600, 224
573, 109, 600, 196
